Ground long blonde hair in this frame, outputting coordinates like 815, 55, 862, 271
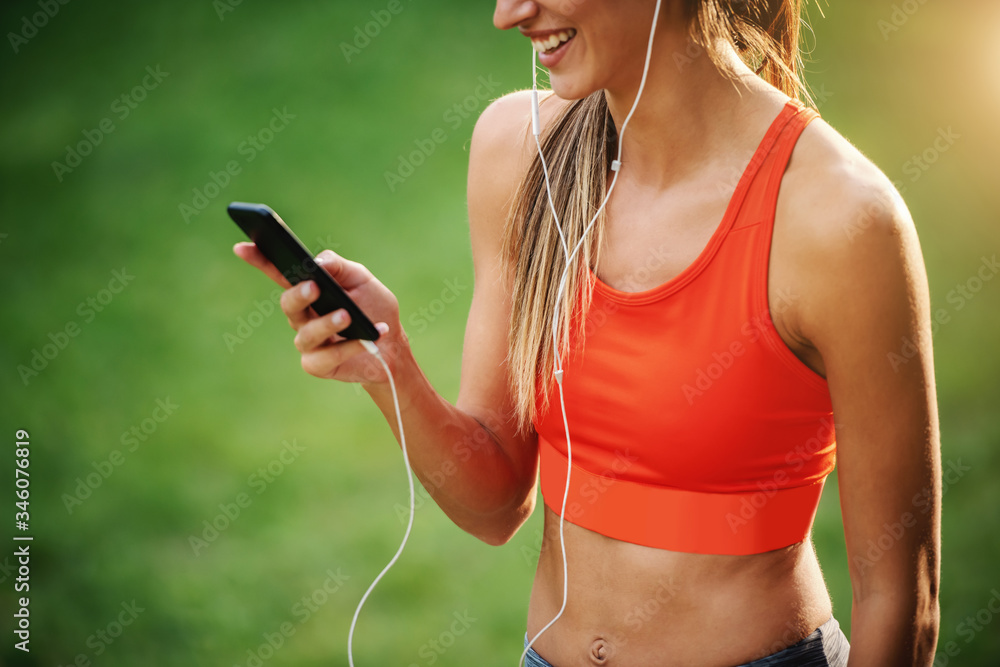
501, 0, 815, 435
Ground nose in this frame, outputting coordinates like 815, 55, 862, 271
494, 0, 537, 30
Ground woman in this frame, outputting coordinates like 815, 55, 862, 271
235, 0, 941, 664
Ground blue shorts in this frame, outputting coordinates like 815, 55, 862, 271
523, 615, 850, 666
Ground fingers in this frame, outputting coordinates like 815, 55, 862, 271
314, 249, 373, 291
280, 281, 321, 330
235, 243, 372, 301
300, 338, 370, 378
293, 308, 352, 352
294, 311, 392, 380
234, 242, 391, 381
233, 242, 293, 289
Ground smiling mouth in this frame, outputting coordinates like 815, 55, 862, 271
531, 29, 577, 55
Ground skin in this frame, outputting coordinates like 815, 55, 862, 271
235, 0, 941, 664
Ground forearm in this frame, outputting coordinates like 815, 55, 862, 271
360, 341, 534, 545
847, 593, 939, 666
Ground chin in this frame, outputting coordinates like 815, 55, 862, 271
547, 73, 599, 102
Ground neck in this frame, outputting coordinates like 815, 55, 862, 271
604, 33, 782, 189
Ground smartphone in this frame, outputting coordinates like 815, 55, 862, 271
227, 202, 380, 341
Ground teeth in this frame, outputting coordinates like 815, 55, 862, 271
531, 28, 576, 55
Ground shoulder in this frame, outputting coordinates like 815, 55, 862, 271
468, 89, 574, 190
467, 89, 574, 238
776, 114, 929, 348
782, 116, 913, 249
470, 88, 574, 156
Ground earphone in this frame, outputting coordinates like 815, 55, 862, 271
348, 3, 662, 664
520, 2, 663, 664
348, 339, 415, 667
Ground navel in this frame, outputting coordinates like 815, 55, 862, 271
589, 637, 614, 664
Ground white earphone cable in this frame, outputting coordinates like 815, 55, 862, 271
519, 2, 663, 664
348, 339, 416, 667
346, 5, 662, 660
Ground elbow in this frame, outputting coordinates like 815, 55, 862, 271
442, 416, 540, 546
851, 572, 940, 662
466, 491, 536, 547
916, 587, 940, 657
478, 529, 515, 548
915, 546, 941, 653
908, 602, 940, 665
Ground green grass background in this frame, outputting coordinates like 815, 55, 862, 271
1, 0, 998, 665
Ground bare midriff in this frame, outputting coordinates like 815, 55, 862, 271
525, 505, 834, 667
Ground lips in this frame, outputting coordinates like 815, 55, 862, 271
530, 28, 577, 55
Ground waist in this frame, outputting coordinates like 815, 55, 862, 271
538, 435, 827, 555
527, 504, 835, 666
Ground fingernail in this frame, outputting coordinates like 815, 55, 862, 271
376, 322, 389, 334
300, 282, 312, 297
332, 310, 346, 325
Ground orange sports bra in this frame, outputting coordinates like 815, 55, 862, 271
532, 98, 836, 556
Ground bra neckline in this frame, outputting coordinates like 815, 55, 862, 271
589, 98, 804, 306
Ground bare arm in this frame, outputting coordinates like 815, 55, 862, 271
235, 91, 548, 545
362, 91, 553, 544
790, 157, 941, 665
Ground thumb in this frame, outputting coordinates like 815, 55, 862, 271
314, 249, 370, 290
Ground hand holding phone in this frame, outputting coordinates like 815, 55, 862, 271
228, 202, 380, 341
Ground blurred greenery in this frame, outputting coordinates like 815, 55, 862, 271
1, 0, 998, 665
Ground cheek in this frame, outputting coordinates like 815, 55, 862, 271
548, 53, 604, 100
551, 0, 592, 19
